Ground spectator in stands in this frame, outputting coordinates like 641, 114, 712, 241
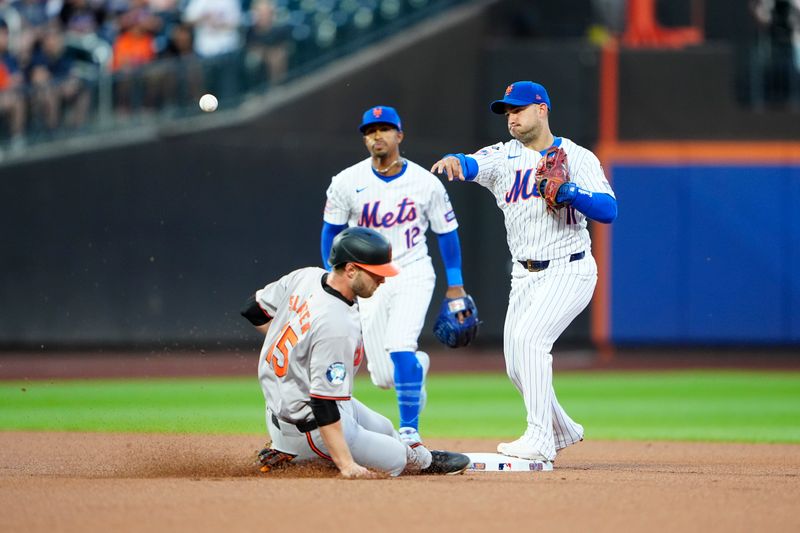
148, 0, 181, 55
246, 0, 290, 86
0, 24, 26, 150
58, 0, 107, 37
183, 0, 241, 57
12, 0, 54, 62
751, 0, 800, 104
183, 0, 242, 98
112, 4, 160, 71
153, 22, 205, 109
111, 1, 161, 113
12, 0, 52, 29
149, 0, 181, 28
27, 28, 91, 131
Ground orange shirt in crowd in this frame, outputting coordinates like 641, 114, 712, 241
112, 31, 155, 71
0, 62, 10, 91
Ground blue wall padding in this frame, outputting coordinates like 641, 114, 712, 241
789, 174, 800, 339
610, 164, 800, 344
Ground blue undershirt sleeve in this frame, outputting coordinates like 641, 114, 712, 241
320, 222, 348, 270
570, 190, 618, 224
436, 229, 464, 286
445, 153, 479, 181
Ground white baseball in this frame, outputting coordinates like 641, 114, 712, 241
199, 94, 218, 112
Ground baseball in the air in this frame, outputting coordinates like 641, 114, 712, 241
199, 93, 218, 112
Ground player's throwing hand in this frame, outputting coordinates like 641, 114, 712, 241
430, 156, 465, 181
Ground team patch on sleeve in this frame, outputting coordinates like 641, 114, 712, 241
326, 362, 347, 384
444, 210, 456, 222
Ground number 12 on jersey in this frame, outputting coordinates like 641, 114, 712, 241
405, 226, 421, 249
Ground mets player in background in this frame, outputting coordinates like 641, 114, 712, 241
321, 105, 470, 447
431, 81, 618, 464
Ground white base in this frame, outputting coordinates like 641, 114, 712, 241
464, 452, 553, 472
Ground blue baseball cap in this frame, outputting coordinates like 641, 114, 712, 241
359, 106, 402, 134
490, 81, 551, 114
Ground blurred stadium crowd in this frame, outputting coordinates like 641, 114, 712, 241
0, 0, 797, 156
0, 0, 440, 153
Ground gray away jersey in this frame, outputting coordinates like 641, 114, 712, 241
469, 137, 615, 260
255, 267, 364, 425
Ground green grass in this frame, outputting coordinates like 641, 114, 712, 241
1, 371, 799, 443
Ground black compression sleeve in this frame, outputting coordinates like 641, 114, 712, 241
309, 397, 341, 427
240, 295, 271, 326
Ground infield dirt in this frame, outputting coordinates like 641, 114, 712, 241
1, 431, 798, 533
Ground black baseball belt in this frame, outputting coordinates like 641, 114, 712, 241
518, 251, 585, 273
271, 413, 318, 433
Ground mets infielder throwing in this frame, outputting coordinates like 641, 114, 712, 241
320, 106, 470, 445
241, 227, 470, 477
431, 81, 618, 463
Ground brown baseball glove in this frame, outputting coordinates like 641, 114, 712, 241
257, 444, 296, 473
534, 146, 571, 213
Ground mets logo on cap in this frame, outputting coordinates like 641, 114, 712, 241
505, 84, 513, 96
359, 105, 402, 133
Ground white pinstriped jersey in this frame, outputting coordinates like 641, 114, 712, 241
323, 158, 459, 267
256, 267, 364, 425
469, 137, 614, 261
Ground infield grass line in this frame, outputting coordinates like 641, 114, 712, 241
0, 370, 798, 443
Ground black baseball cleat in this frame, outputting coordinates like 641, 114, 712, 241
421, 450, 470, 475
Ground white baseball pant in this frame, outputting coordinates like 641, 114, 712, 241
503, 253, 597, 460
357, 256, 436, 389
265, 398, 421, 476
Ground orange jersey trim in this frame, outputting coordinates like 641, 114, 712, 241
306, 433, 332, 461
596, 141, 800, 165
309, 393, 351, 401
